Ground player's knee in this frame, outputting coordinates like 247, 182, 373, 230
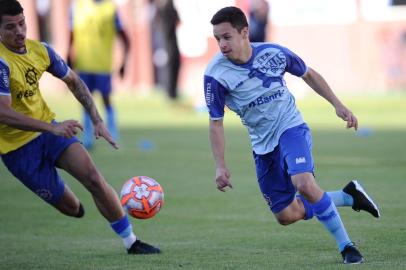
275, 205, 303, 226
276, 217, 293, 226
295, 178, 316, 196
276, 216, 295, 226
275, 212, 297, 226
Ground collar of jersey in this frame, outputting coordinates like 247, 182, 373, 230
229, 44, 256, 68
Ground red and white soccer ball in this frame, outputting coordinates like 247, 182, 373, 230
120, 176, 164, 219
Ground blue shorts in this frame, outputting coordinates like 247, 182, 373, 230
79, 72, 112, 96
253, 123, 314, 214
1, 131, 79, 205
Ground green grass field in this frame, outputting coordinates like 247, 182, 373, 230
1, 91, 405, 269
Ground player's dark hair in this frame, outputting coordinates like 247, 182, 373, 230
0, 0, 24, 25
210, 6, 248, 33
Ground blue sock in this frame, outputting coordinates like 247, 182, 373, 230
106, 106, 118, 141
296, 194, 314, 220
83, 112, 94, 149
327, 191, 353, 207
312, 193, 352, 252
110, 215, 136, 249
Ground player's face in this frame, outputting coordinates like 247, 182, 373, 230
0, 13, 27, 53
213, 22, 249, 63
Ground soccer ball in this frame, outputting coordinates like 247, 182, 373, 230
120, 176, 164, 219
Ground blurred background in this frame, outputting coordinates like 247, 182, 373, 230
17, 0, 406, 107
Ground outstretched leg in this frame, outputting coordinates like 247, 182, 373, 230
56, 143, 123, 221
269, 172, 364, 264
291, 173, 364, 264
56, 142, 160, 254
266, 124, 365, 264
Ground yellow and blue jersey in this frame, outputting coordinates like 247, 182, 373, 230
0, 39, 69, 154
71, 0, 123, 73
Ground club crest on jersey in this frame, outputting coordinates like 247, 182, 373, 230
248, 50, 286, 88
25, 68, 38, 86
254, 50, 286, 75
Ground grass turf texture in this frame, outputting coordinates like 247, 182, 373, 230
0, 91, 405, 269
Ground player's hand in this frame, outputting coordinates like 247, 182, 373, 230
51, 120, 83, 138
215, 167, 233, 192
93, 121, 119, 149
335, 104, 358, 130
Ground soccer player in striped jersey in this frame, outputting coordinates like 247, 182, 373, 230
0, 0, 158, 255
204, 6, 380, 264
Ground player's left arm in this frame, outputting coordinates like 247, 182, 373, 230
62, 70, 118, 149
301, 67, 358, 130
282, 46, 357, 130
43, 42, 118, 148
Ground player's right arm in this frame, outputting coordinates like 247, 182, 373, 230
0, 95, 82, 137
209, 119, 232, 192
0, 94, 50, 132
205, 74, 232, 191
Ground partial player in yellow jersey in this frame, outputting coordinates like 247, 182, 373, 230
0, 0, 159, 254
68, 0, 130, 150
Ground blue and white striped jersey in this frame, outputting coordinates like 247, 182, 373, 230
204, 43, 308, 154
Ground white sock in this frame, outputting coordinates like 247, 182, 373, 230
123, 232, 137, 249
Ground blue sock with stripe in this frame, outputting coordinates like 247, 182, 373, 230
327, 190, 353, 207
110, 215, 136, 249
299, 190, 353, 215
297, 194, 314, 220
312, 193, 352, 252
